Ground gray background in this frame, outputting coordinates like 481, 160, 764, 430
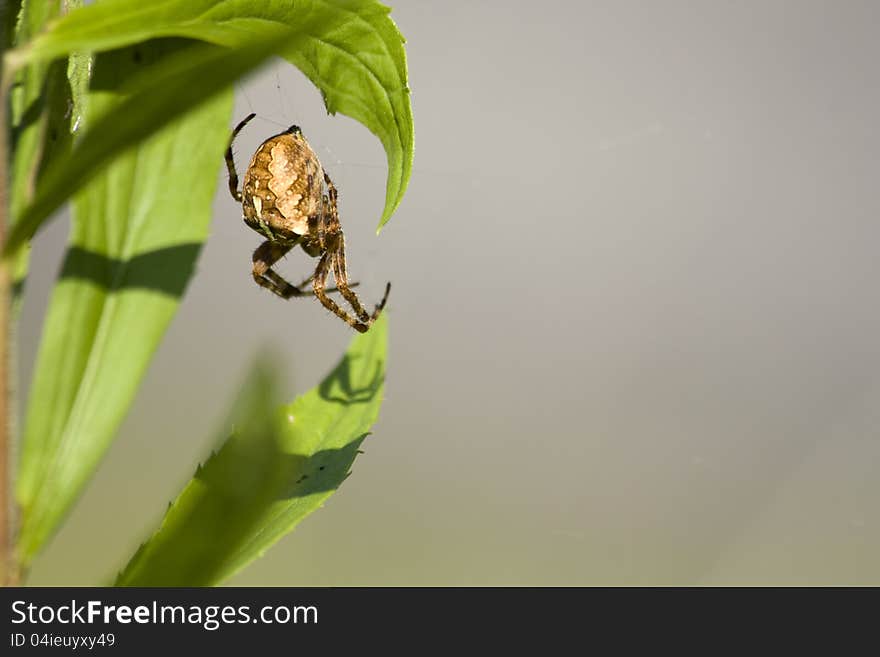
21, 1, 880, 584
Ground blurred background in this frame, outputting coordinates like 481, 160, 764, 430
19, 0, 880, 584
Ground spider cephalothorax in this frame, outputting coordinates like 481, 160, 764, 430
225, 113, 390, 333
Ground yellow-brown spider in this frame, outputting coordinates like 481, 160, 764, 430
225, 113, 390, 333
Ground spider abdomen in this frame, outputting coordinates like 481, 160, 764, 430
242, 128, 324, 240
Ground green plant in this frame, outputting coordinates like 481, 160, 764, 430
0, 0, 412, 586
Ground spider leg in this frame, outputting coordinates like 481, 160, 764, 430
330, 233, 372, 324
324, 172, 388, 329
317, 171, 339, 251
252, 239, 314, 299
370, 281, 392, 321
324, 172, 338, 208
316, 194, 329, 250
313, 252, 372, 333
225, 113, 256, 202
290, 271, 357, 294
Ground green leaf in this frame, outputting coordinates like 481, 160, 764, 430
116, 315, 388, 587
278, 1, 413, 230
6, 0, 73, 305
14, 41, 235, 564
6, 0, 412, 240
8, 1, 86, 220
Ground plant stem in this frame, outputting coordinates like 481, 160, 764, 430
0, 66, 17, 587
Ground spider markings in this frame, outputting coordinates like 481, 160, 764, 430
225, 113, 390, 333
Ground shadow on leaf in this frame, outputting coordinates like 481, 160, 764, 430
318, 353, 384, 405
58, 243, 202, 296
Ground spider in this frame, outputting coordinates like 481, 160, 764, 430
225, 113, 390, 333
